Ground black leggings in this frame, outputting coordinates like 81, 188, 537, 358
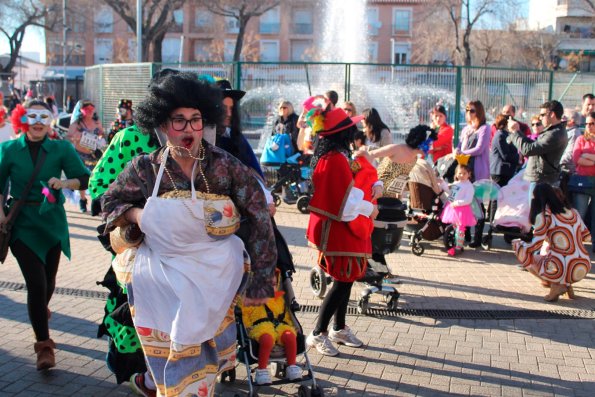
10, 239, 61, 341
313, 280, 353, 334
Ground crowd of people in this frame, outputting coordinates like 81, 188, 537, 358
0, 76, 594, 396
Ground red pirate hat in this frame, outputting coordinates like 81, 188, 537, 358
316, 108, 363, 137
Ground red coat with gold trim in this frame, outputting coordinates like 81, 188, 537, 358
306, 151, 377, 281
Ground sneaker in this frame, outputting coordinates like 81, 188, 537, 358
254, 368, 272, 385
129, 373, 156, 397
447, 247, 463, 257
286, 365, 302, 381
306, 331, 339, 356
328, 326, 363, 348
79, 199, 88, 213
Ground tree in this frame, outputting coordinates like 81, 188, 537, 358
0, 0, 59, 79
196, 0, 281, 62
102, 0, 185, 62
425, 0, 520, 66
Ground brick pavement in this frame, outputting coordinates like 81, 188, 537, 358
1, 202, 594, 396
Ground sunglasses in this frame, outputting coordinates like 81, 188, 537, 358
531, 122, 542, 127
26, 109, 53, 125
466, 108, 476, 114
586, 122, 595, 126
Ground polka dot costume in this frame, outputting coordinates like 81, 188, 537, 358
89, 125, 158, 200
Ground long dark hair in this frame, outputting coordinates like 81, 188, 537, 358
362, 108, 390, 143
310, 125, 355, 171
529, 183, 569, 225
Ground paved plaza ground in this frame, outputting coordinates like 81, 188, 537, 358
1, 203, 594, 396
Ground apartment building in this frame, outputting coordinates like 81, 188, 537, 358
44, 0, 429, 67
555, 0, 595, 71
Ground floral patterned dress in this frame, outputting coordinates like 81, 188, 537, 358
515, 208, 591, 285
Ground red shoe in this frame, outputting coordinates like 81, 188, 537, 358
130, 373, 157, 397
447, 247, 463, 257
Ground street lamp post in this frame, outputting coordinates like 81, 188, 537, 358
62, 0, 68, 110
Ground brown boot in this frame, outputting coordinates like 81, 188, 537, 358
34, 339, 56, 370
544, 284, 567, 302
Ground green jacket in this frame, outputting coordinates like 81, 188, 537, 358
0, 135, 90, 262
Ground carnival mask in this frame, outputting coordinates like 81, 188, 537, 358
26, 109, 53, 125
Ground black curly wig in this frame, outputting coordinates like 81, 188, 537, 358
135, 72, 223, 135
405, 124, 437, 149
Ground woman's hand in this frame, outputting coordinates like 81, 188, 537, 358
124, 207, 143, 226
243, 297, 269, 307
371, 185, 383, 200
354, 147, 374, 163
48, 177, 63, 190
370, 205, 379, 220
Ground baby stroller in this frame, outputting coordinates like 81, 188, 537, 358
309, 197, 407, 315
220, 222, 323, 397
262, 153, 313, 214
481, 170, 533, 249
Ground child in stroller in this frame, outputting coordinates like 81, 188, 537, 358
405, 157, 455, 256
263, 153, 313, 213
221, 219, 323, 397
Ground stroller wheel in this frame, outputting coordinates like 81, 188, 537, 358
387, 292, 400, 311
298, 385, 310, 397
481, 235, 492, 251
357, 296, 369, 315
443, 225, 455, 249
220, 368, 236, 383
411, 243, 424, 256
310, 267, 327, 298
311, 385, 325, 397
270, 362, 286, 379
297, 195, 311, 214
272, 193, 282, 207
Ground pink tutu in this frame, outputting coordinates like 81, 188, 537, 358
441, 203, 477, 227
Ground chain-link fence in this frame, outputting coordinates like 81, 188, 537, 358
84, 62, 595, 143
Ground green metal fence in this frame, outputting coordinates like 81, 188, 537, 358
84, 62, 595, 144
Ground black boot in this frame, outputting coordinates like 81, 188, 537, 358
468, 220, 485, 248
79, 198, 88, 213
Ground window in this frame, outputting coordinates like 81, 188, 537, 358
195, 9, 212, 31
291, 40, 312, 61
94, 39, 113, 64
169, 9, 184, 32
68, 13, 86, 33
367, 7, 380, 36
260, 6, 280, 34
162, 38, 181, 63
367, 42, 378, 63
393, 9, 411, 34
94, 6, 113, 33
224, 39, 235, 62
292, 9, 313, 34
260, 40, 279, 62
128, 38, 137, 62
226, 16, 239, 33
393, 42, 410, 65
194, 40, 211, 62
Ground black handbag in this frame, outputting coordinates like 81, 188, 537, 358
0, 151, 47, 263
567, 174, 595, 192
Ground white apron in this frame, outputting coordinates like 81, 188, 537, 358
132, 148, 245, 345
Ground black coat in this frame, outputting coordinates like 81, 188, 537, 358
272, 113, 300, 154
490, 129, 519, 178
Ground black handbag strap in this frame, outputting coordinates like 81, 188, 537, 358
4, 150, 48, 228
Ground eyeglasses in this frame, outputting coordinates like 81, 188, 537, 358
169, 117, 203, 131
531, 122, 542, 127
586, 122, 595, 126
466, 108, 476, 114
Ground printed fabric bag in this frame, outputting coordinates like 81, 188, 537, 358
260, 133, 294, 165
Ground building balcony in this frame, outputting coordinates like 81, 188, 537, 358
291, 23, 313, 35
259, 23, 280, 35
556, 3, 593, 18
558, 37, 595, 52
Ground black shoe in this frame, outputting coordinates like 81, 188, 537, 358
79, 199, 88, 213
468, 241, 481, 248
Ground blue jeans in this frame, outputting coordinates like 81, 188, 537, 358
572, 191, 595, 233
